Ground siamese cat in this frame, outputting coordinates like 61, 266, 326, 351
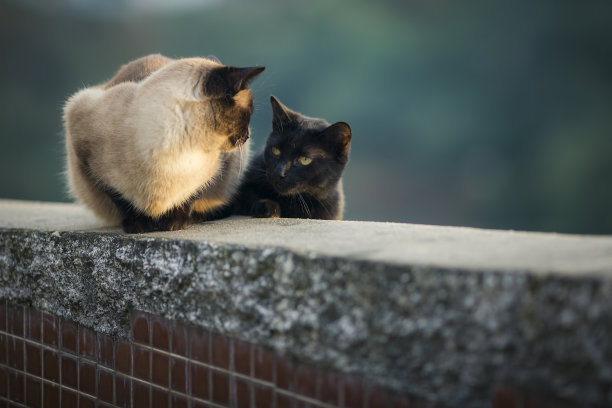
64, 54, 264, 233
230, 96, 351, 220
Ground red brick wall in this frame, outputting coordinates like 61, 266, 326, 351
0, 301, 419, 408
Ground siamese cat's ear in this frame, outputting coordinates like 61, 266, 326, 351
321, 122, 352, 157
270, 95, 299, 131
205, 55, 221, 64
206, 66, 265, 96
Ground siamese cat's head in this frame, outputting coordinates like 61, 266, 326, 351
136, 57, 265, 153
263, 96, 351, 195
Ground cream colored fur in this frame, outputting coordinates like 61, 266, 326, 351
64, 55, 252, 224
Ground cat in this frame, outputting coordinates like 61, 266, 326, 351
64, 54, 264, 233
230, 95, 351, 220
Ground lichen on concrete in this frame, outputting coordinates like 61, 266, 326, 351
1, 200, 612, 407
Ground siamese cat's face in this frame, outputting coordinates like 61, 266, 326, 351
135, 58, 264, 153
200, 64, 265, 150
263, 96, 351, 195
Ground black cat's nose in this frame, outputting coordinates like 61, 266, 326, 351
275, 162, 291, 178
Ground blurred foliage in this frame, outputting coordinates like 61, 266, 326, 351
1, 0, 611, 233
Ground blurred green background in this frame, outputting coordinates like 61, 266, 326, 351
1, 0, 611, 233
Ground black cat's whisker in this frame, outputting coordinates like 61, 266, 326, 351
290, 194, 303, 217
297, 192, 312, 218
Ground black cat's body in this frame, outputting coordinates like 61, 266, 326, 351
231, 96, 351, 220
233, 149, 345, 219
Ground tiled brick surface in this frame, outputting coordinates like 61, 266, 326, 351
0, 302, 437, 408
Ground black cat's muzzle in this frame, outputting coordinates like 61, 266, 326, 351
271, 177, 303, 196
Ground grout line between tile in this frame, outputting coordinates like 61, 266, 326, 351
40, 308, 46, 407
168, 319, 172, 408
0, 395, 28, 407
148, 312, 152, 408
112, 339, 117, 407
249, 338, 254, 408
22, 305, 27, 406
275, 387, 338, 408
133, 339, 275, 386
130, 339, 134, 408
2, 329, 343, 408
59, 319, 66, 408
2, 324, 347, 408
8, 361, 343, 408
207, 330, 212, 406
0, 362, 97, 400
149, 315, 152, 408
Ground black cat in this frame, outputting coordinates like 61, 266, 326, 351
231, 96, 352, 220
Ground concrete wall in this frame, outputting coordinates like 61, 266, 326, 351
1, 199, 611, 407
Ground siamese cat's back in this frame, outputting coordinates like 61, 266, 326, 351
64, 53, 169, 141
104, 53, 173, 88
63, 54, 172, 224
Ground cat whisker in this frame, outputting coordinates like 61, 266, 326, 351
237, 144, 244, 176
297, 192, 312, 218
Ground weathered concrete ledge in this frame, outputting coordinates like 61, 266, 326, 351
1, 199, 612, 407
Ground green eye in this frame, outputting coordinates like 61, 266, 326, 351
298, 156, 312, 166
271, 147, 281, 156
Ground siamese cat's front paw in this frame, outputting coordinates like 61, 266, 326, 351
156, 212, 191, 231
251, 199, 281, 218
121, 204, 192, 233
121, 215, 154, 234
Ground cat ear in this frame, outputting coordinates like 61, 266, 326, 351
205, 55, 222, 64
270, 95, 299, 130
226, 66, 265, 92
206, 66, 265, 96
321, 122, 352, 157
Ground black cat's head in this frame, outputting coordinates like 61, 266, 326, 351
263, 96, 351, 196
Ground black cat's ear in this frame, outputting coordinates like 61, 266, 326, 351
321, 122, 352, 158
206, 66, 265, 96
270, 95, 299, 130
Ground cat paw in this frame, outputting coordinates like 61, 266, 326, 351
121, 216, 154, 234
121, 204, 192, 233
121, 219, 143, 234
251, 199, 281, 218
156, 213, 191, 231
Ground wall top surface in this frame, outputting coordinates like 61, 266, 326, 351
2, 199, 612, 406
1, 199, 611, 276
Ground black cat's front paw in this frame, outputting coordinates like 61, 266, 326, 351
251, 199, 281, 218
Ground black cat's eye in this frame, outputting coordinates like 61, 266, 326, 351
271, 147, 281, 156
298, 156, 312, 166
